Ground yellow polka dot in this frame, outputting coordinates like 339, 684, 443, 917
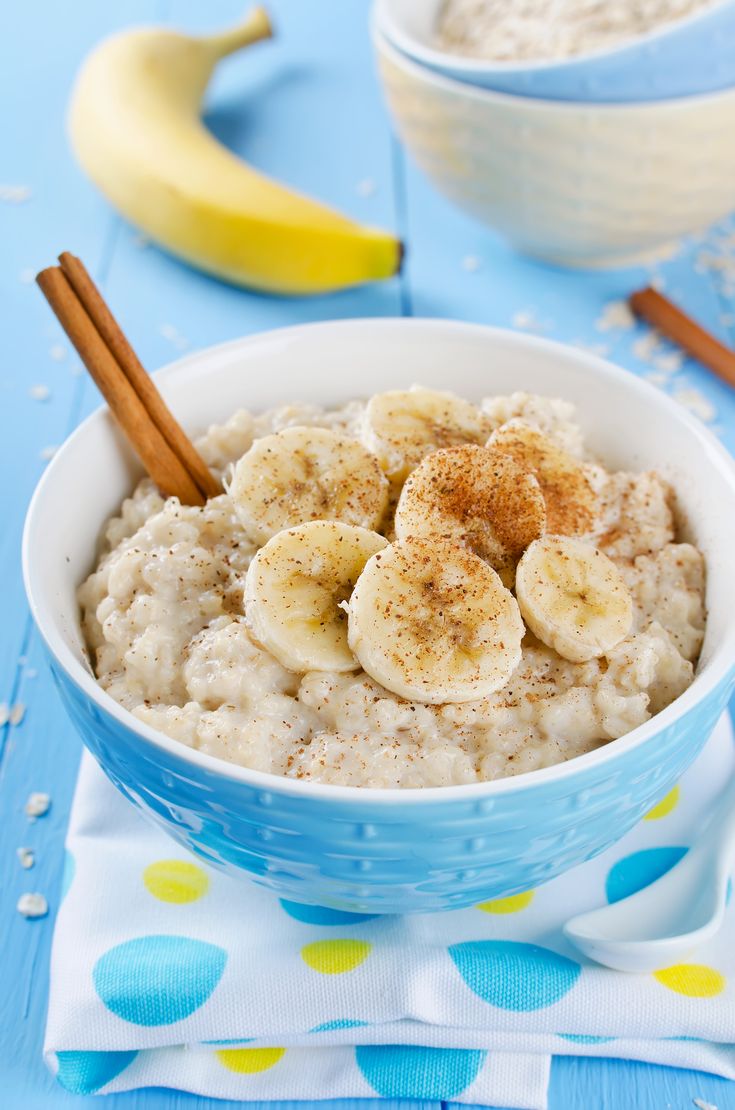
477, 891, 535, 914
216, 1048, 285, 1073
653, 964, 725, 998
143, 859, 209, 903
644, 785, 680, 820
301, 939, 372, 974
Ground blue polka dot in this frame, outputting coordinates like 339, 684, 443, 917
558, 1034, 617, 1045
60, 850, 75, 902
449, 941, 581, 1011
279, 900, 378, 925
311, 1019, 369, 1033
56, 1050, 137, 1094
605, 847, 687, 904
356, 1046, 486, 1099
93, 935, 227, 1026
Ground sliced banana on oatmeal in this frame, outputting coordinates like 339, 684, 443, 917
516, 535, 633, 664
348, 536, 524, 704
245, 520, 388, 673
394, 444, 546, 586
228, 426, 388, 543
361, 386, 490, 479
487, 420, 596, 535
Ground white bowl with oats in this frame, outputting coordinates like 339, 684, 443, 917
23, 319, 735, 912
376, 0, 735, 102
374, 25, 735, 267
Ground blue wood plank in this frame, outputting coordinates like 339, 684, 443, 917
0, 0, 133, 701
3, 0, 735, 1107
548, 1056, 735, 1109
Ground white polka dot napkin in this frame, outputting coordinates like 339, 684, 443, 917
45, 715, 735, 1109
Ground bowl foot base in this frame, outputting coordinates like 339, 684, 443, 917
520, 237, 683, 271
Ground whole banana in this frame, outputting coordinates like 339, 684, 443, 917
68, 7, 402, 294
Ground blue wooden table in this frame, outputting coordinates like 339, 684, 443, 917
2, 1, 735, 1107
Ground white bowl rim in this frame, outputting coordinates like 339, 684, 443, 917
374, 0, 735, 80
373, 18, 735, 112
22, 316, 735, 806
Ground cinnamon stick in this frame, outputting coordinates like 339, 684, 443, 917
629, 286, 735, 391
36, 267, 205, 505
57, 252, 220, 500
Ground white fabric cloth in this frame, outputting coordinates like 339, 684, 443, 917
45, 716, 735, 1108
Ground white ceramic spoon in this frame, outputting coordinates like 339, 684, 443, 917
563, 775, 735, 973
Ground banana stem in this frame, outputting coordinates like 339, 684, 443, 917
205, 6, 273, 59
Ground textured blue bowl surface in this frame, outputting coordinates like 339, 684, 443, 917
376, 0, 735, 103
52, 654, 734, 914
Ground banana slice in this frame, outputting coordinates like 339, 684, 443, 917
362, 387, 490, 479
348, 537, 524, 704
394, 444, 546, 585
245, 521, 388, 673
487, 420, 596, 535
228, 426, 388, 543
516, 535, 633, 664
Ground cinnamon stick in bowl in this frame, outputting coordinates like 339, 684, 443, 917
37, 255, 219, 505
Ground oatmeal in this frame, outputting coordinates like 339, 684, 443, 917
79, 388, 706, 789
435, 0, 716, 63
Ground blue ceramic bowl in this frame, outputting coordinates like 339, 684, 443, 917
23, 320, 735, 914
375, 0, 735, 103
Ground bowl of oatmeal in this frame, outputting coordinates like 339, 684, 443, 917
23, 319, 735, 913
375, 0, 735, 102
374, 26, 735, 267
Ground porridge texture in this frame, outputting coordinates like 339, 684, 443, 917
435, 0, 716, 62
79, 389, 706, 788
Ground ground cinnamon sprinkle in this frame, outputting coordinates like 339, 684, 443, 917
489, 423, 596, 535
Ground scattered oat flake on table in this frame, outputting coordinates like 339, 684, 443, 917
159, 323, 190, 351
40, 445, 58, 461
356, 177, 377, 198
632, 330, 662, 362
16, 893, 48, 919
29, 384, 50, 401
651, 349, 683, 373
511, 309, 543, 332
49, 344, 66, 362
461, 254, 482, 272
693, 1099, 718, 1110
17, 847, 35, 870
595, 300, 635, 333
0, 184, 31, 203
25, 792, 50, 819
674, 388, 717, 423
9, 702, 26, 726
0, 703, 9, 727
24, 668, 38, 680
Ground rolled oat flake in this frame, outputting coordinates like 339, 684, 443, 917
17, 892, 48, 919
25, 792, 51, 819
